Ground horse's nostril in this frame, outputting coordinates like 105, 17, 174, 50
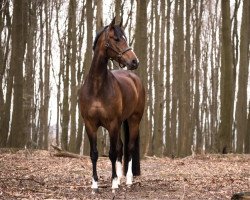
132, 59, 139, 66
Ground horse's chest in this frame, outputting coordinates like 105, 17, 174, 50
88, 101, 106, 117
87, 100, 121, 120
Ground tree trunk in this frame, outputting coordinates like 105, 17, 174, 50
246, 101, 250, 153
164, 0, 172, 157
184, 0, 192, 155
115, 0, 122, 22
134, 0, 148, 157
176, 0, 187, 157
235, 0, 249, 153
209, 0, 220, 152
219, 0, 233, 153
0, 1, 12, 147
38, 3, 44, 148
194, 0, 203, 153
83, 0, 94, 155
68, 0, 77, 153
76, 2, 85, 154
23, 1, 36, 145
43, 0, 51, 150
146, 0, 154, 156
152, 0, 163, 157
8, 0, 28, 147
170, 1, 180, 157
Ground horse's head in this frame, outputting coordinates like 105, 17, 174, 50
93, 17, 139, 70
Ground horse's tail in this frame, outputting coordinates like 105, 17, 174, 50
123, 120, 140, 176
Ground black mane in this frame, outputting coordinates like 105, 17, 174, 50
93, 26, 108, 51
93, 25, 126, 51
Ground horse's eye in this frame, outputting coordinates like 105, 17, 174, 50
114, 37, 120, 42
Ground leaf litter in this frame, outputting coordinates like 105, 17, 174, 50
0, 150, 249, 199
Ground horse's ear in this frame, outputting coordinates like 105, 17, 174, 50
119, 17, 123, 27
109, 16, 116, 28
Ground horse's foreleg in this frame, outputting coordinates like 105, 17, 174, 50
86, 125, 99, 193
109, 127, 120, 192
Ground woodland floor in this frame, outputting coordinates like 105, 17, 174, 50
0, 149, 249, 200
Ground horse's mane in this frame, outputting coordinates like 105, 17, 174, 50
93, 25, 126, 51
93, 26, 108, 51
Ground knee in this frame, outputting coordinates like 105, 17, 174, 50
128, 143, 135, 154
117, 142, 123, 154
109, 150, 117, 161
90, 149, 98, 162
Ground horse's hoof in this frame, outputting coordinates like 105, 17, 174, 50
92, 188, 99, 194
117, 177, 121, 185
112, 177, 119, 189
126, 176, 133, 186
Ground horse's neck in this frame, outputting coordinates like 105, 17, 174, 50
88, 50, 109, 94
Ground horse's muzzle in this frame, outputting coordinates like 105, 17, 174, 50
128, 59, 139, 70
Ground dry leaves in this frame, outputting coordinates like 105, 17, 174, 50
0, 150, 249, 199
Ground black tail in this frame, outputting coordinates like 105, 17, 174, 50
123, 120, 140, 176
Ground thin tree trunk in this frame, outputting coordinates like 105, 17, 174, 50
176, 0, 187, 157
115, 0, 122, 22
24, 1, 36, 144
134, 0, 148, 157
164, 0, 172, 157
0, 1, 12, 147
219, 0, 233, 153
235, 0, 250, 153
43, 0, 51, 150
152, 0, 162, 156
246, 101, 250, 153
209, 0, 220, 152
194, 0, 203, 153
83, 0, 94, 155
76, 1, 85, 154
171, 1, 179, 157
184, 0, 192, 155
146, 0, 154, 156
38, 3, 44, 148
68, 0, 77, 153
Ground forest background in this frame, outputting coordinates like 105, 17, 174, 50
0, 0, 249, 158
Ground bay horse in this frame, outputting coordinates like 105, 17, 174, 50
79, 17, 145, 193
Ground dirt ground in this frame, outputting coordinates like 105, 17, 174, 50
0, 150, 249, 200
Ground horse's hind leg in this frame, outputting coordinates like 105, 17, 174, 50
85, 123, 99, 193
109, 125, 121, 192
126, 118, 140, 186
116, 134, 123, 185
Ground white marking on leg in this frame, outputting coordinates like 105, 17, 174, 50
116, 161, 123, 185
126, 159, 133, 185
112, 177, 119, 193
91, 178, 98, 189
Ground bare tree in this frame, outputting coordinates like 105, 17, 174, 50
8, 0, 28, 147
219, 0, 233, 153
235, 0, 250, 153
134, 0, 148, 156
164, 0, 172, 157
68, 0, 77, 153
0, 0, 12, 147
152, 0, 162, 157
83, 0, 94, 155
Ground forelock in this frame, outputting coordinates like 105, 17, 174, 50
113, 25, 125, 39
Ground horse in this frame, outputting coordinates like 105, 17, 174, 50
79, 17, 145, 193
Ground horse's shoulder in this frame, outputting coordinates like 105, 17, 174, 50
111, 70, 140, 81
